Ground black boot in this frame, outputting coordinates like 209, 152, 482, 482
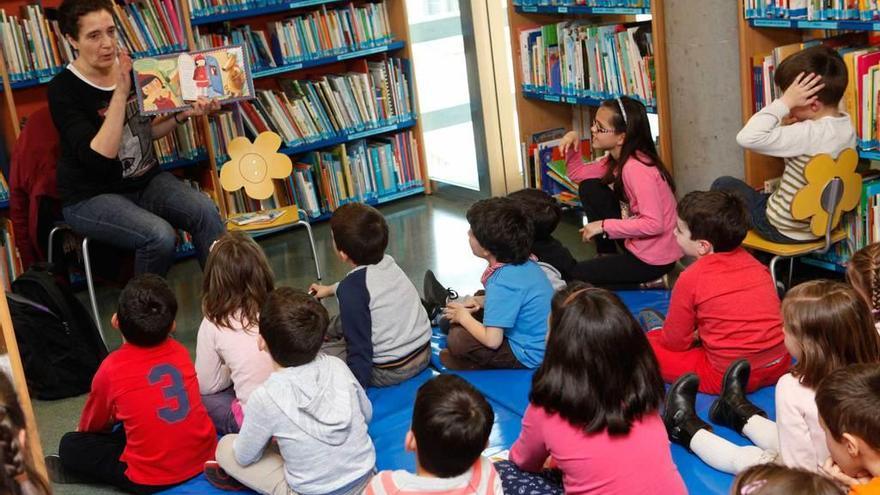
663, 373, 712, 450
423, 270, 458, 312
709, 359, 767, 435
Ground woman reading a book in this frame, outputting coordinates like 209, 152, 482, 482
558, 96, 681, 288
47, 0, 225, 276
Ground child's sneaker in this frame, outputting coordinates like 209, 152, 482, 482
44, 454, 83, 484
204, 460, 247, 491
423, 270, 458, 312
639, 274, 670, 290
638, 308, 666, 332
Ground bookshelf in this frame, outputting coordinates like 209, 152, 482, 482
0, 0, 430, 283
506, 0, 674, 183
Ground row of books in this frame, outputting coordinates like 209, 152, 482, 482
111, 0, 187, 57
518, 22, 656, 106
239, 58, 413, 146
746, 34, 880, 149
808, 173, 880, 269
0, 172, 8, 203
514, 0, 649, 7
193, 1, 392, 70
524, 127, 592, 207
0, 5, 68, 82
209, 110, 241, 164
744, 0, 880, 20
154, 119, 207, 164
225, 130, 422, 218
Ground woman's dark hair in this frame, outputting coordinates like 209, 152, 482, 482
58, 0, 114, 40
0, 373, 51, 495
599, 96, 675, 203
529, 282, 664, 435
466, 197, 533, 264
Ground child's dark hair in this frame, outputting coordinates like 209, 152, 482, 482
677, 190, 749, 252
117, 274, 177, 347
203, 231, 275, 331
846, 242, 880, 323
259, 287, 329, 367
599, 96, 675, 203
530, 282, 664, 435
58, 0, 113, 39
0, 373, 50, 495
774, 45, 847, 106
330, 203, 388, 265
507, 188, 562, 241
466, 197, 533, 264
782, 280, 880, 388
816, 364, 880, 451
730, 464, 842, 495
411, 375, 494, 478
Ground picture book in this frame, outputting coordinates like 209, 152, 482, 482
132, 44, 255, 115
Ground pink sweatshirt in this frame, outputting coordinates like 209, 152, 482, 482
566, 150, 682, 266
510, 404, 686, 495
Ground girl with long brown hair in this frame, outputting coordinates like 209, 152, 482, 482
195, 231, 276, 434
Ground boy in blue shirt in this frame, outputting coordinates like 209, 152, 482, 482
440, 197, 553, 370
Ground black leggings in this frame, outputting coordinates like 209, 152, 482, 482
573, 179, 675, 287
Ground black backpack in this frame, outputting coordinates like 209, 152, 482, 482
7, 264, 108, 399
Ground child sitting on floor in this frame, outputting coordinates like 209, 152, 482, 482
817, 364, 880, 494
196, 231, 275, 434
440, 197, 554, 370
208, 287, 375, 494
730, 464, 842, 495
52, 275, 217, 493
495, 282, 686, 494
664, 280, 880, 474
364, 374, 502, 494
507, 188, 576, 285
644, 190, 790, 393
847, 242, 880, 328
309, 203, 431, 389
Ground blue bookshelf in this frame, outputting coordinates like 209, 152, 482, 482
0, 199, 8, 209
276, 119, 417, 157
191, 0, 345, 25
513, 4, 650, 15
160, 154, 208, 171
175, 246, 197, 260
301, 186, 426, 223
522, 88, 657, 113
860, 149, 880, 161
252, 41, 406, 80
748, 18, 880, 32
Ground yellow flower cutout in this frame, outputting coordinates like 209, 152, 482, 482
220, 132, 292, 200
791, 148, 862, 237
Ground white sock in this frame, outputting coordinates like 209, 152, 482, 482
742, 415, 779, 453
690, 429, 772, 474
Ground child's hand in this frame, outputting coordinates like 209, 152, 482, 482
580, 221, 604, 242
780, 72, 825, 110
308, 283, 334, 299
558, 131, 579, 155
820, 457, 872, 488
468, 295, 485, 310
443, 302, 474, 324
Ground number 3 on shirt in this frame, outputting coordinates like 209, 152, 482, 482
148, 364, 191, 423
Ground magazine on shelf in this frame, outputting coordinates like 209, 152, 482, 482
132, 44, 255, 115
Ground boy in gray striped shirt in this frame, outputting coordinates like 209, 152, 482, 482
713, 45, 855, 243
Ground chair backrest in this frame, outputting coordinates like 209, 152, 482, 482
791, 148, 861, 251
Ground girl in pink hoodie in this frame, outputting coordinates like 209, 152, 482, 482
559, 96, 681, 287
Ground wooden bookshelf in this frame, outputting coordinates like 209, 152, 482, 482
506, 0, 674, 174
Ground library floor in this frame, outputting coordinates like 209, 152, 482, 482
35, 192, 595, 495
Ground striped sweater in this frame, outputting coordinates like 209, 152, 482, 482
736, 98, 856, 241
364, 457, 502, 495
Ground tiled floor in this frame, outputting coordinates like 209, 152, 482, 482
36, 192, 595, 495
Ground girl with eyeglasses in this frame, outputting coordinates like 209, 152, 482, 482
558, 96, 680, 288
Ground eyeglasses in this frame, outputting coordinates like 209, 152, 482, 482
591, 120, 618, 134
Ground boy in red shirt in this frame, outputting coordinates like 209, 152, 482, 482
47, 274, 217, 493
643, 191, 790, 393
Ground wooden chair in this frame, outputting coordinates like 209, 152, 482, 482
742, 148, 861, 289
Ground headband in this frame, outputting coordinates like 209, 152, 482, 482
616, 97, 628, 126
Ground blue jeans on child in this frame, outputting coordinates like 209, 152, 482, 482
710, 176, 799, 244
494, 460, 564, 494
62, 171, 225, 276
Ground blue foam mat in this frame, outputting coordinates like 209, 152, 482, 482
160, 289, 769, 494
